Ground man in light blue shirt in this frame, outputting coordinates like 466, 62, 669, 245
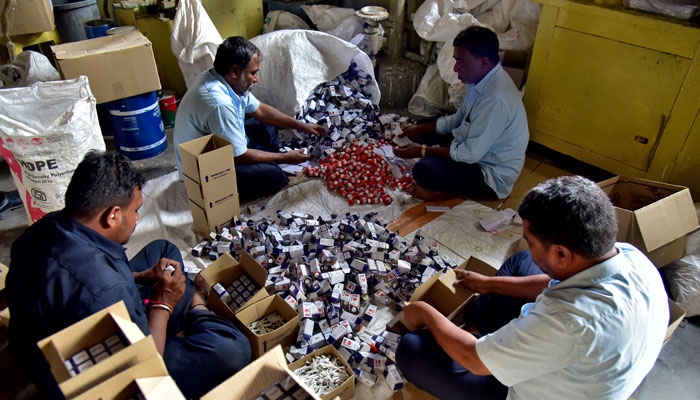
397, 176, 669, 400
174, 37, 325, 200
394, 27, 528, 200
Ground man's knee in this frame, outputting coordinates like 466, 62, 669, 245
209, 336, 251, 374
148, 239, 180, 259
499, 250, 542, 277
412, 160, 433, 187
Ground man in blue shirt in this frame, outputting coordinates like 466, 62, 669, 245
174, 36, 325, 200
396, 176, 669, 400
7, 151, 250, 399
394, 27, 529, 200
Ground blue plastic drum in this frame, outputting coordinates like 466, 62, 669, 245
106, 91, 167, 160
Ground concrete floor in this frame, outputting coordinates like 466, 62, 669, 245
0, 129, 698, 399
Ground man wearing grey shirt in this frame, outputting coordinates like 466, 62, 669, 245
394, 26, 528, 200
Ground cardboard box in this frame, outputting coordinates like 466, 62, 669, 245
598, 176, 699, 268
51, 30, 161, 104
500, 49, 531, 90
202, 345, 320, 400
135, 376, 186, 400
37, 301, 146, 384
235, 294, 300, 359
72, 355, 177, 400
0, 0, 53, 37
665, 298, 686, 347
179, 134, 240, 237
201, 252, 269, 321
288, 345, 355, 400
406, 257, 498, 320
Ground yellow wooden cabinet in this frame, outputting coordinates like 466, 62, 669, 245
524, 0, 700, 195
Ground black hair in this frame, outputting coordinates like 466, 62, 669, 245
453, 26, 500, 64
518, 176, 617, 259
213, 36, 261, 76
64, 151, 145, 216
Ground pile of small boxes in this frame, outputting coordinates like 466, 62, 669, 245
212, 274, 261, 313
255, 374, 312, 400
192, 210, 461, 391
64, 333, 129, 376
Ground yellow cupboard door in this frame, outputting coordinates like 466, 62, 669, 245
531, 27, 690, 172
669, 109, 700, 195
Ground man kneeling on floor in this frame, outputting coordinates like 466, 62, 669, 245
7, 151, 251, 399
396, 176, 669, 400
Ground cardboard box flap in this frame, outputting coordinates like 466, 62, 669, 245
202, 345, 321, 400
135, 376, 186, 399
52, 30, 151, 59
72, 354, 169, 400
634, 189, 698, 252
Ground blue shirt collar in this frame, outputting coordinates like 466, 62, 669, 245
208, 68, 241, 103
547, 246, 625, 292
57, 210, 128, 262
471, 63, 503, 94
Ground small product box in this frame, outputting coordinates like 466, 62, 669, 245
235, 294, 300, 359
288, 345, 355, 400
51, 30, 161, 104
179, 134, 240, 237
598, 176, 699, 267
202, 345, 320, 400
36, 301, 161, 398
200, 252, 269, 321
72, 356, 183, 400
403, 256, 497, 321
0, 0, 53, 37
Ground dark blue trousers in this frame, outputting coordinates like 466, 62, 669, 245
413, 134, 497, 199
396, 251, 544, 399
236, 120, 289, 201
129, 240, 251, 399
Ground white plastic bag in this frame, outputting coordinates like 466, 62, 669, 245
170, 0, 222, 89
250, 30, 380, 117
0, 76, 106, 223
262, 10, 310, 32
0, 50, 60, 88
301, 5, 360, 34
408, 64, 455, 117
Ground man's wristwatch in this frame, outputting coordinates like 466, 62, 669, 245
421, 144, 427, 158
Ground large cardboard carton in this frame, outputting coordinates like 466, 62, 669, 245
598, 176, 699, 267
179, 134, 240, 237
51, 30, 161, 104
201, 252, 269, 321
235, 294, 300, 359
72, 355, 177, 400
0, 0, 53, 37
665, 298, 686, 347
288, 345, 355, 400
37, 301, 146, 384
202, 345, 320, 400
406, 257, 498, 320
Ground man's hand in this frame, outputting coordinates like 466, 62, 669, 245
393, 143, 422, 159
301, 123, 326, 137
402, 301, 431, 331
402, 124, 425, 141
454, 270, 491, 294
134, 258, 180, 285
282, 149, 310, 164
151, 263, 186, 306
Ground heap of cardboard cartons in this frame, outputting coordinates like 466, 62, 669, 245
51, 29, 161, 104
0, 0, 53, 37
180, 134, 240, 237
37, 301, 184, 399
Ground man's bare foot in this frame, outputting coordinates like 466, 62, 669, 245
191, 274, 211, 310
411, 183, 453, 201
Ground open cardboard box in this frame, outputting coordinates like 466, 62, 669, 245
288, 345, 355, 400
201, 251, 269, 321
179, 134, 240, 237
202, 345, 320, 400
51, 30, 161, 104
0, 0, 53, 37
405, 257, 498, 321
598, 176, 699, 268
665, 298, 686, 347
72, 354, 179, 400
235, 294, 300, 359
37, 301, 146, 383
